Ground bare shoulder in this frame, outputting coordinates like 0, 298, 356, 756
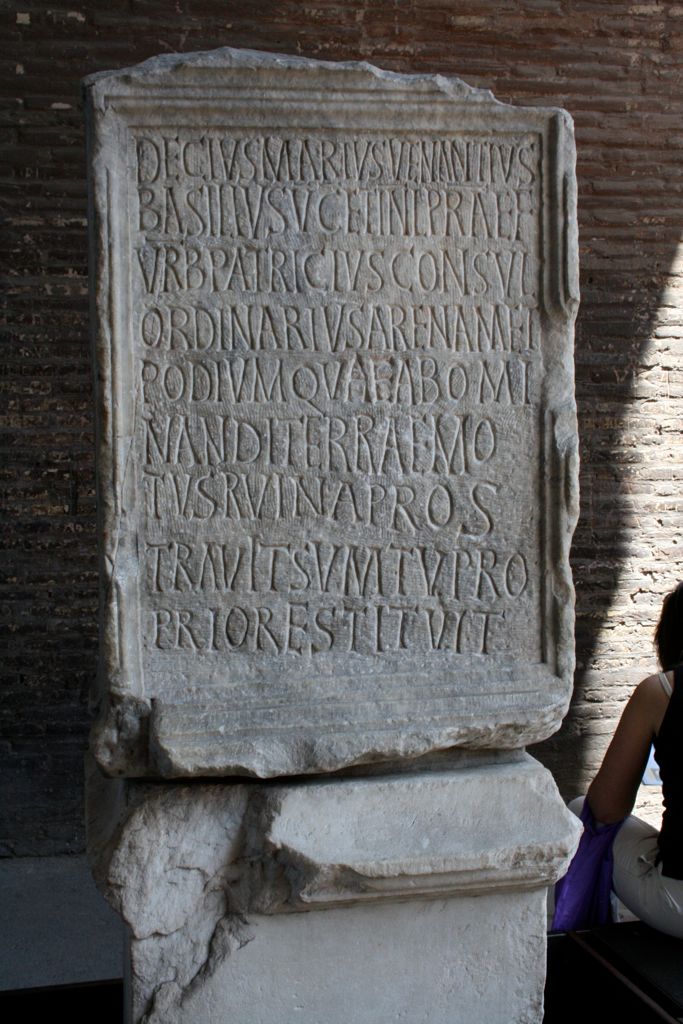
636, 671, 667, 695
632, 671, 670, 733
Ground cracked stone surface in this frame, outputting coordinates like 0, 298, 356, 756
88, 777, 250, 1019
88, 758, 580, 1022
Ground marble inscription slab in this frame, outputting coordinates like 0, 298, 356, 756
84, 48, 579, 777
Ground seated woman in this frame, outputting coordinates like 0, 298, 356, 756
572, 581, 683, 938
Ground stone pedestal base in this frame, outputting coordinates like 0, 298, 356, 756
150, 891, 547, 1024
88, 755, 580, 1024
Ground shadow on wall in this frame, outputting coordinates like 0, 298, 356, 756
521, 20, 683, 791
3, 2, 683, 854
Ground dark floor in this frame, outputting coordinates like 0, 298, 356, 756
545, 924, 683, 1024
0, 979, 124, 1022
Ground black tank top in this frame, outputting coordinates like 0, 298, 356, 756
654, 663, 683, 879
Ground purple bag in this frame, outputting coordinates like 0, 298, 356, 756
551, 799, 625, 931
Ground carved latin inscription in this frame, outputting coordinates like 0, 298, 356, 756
132, 128, 540, 684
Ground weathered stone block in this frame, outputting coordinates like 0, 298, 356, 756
87, 757, 580, 1023
85, 47, 578, 779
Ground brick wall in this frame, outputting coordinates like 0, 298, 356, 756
2, 0, 682, 855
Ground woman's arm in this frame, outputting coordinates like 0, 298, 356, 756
586, 675, 667, 824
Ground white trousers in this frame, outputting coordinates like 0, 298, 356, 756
568, 797, 683, 939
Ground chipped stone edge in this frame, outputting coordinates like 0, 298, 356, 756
82, 45, 501, 105
88, 757, 581, 922
252, 756, 582, 912
148, 693, 571, 779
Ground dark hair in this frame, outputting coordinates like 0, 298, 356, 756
655, 582, 683, 670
